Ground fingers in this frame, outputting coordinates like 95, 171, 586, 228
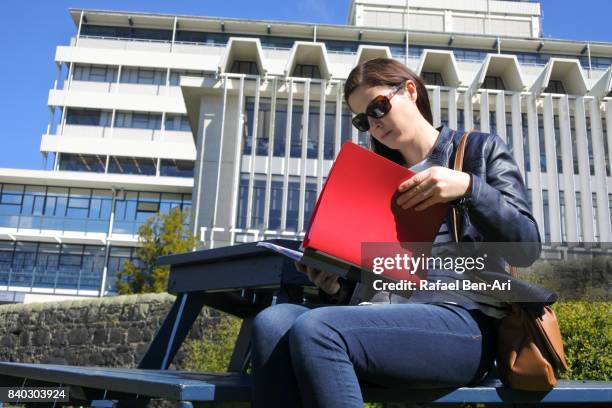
294, 261, 307, 274
414, 195, 443, 211
398, 169, 431, 193
296, 263, 339, 294
397, 177, 437, 209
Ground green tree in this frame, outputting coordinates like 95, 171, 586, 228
116, 206, 198, 294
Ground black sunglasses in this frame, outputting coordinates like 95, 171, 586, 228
351, 82, 404, 132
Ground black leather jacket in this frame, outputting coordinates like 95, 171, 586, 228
322, 125, 555, 307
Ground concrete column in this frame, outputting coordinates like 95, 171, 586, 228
432, 86, 441, 127
511, 93, 525, 180
526, 94, 545, 240
480, 90, 490, 133
542, 94, 561, 243
263, 77, 278, 231
557, 95, 579, 243
588, 98, 612, 243
246, 77, 261, 230
496, 91, 506, 143
574, 97, 595, 243
448, 87, 458, 129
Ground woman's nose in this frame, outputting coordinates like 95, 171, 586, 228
368, 116, 383, 129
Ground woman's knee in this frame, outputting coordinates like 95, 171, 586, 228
252, 303, 311, 342
288, 306, 347, 351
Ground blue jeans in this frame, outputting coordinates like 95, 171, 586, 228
251, 302, 496, 408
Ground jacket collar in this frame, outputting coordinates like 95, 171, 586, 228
427, 125, 457, 166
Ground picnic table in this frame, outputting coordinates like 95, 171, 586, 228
0, 239, 610, 407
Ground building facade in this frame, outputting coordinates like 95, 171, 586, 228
1, 0, 611, 302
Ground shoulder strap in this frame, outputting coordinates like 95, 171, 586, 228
451, 130, 519, 278
451, 130, 472, 242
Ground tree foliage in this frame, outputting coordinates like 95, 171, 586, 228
116, 207, 197, 294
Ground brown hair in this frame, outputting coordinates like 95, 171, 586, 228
344, 58, 433, 165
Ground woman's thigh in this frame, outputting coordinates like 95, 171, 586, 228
289, 302, 495, 388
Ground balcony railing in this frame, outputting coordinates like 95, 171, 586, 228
0, 266, 103, 293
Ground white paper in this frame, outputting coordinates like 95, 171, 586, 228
256, 241, 304, 262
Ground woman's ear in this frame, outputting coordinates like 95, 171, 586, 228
405, 80, 418, 103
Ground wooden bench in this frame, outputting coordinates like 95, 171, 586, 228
0, 240, 610, 407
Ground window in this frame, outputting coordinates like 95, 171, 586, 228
80, 25, 172, 41
58, 154, 106, 173
120, 67, 166, 85
592, 192, 599, 242
421, 72, 445, 86
66, 109, 112, 126
554, 115, 562, 173
114, 111, 162, 130
482, 76, 505, 90
292, 64, 321, 79
603, 117, 610, 176
538, 114, 546, 172
521, 113, 530, 172
576, 191, 583, 242
108, 156, 156, 176
545, 80, 566, 94
165, 115, 191, 131
230, 60, 259, 75
559, 191, 567, 242
175, 30, 229, 45
137, 201, 159, 213
586, 116, 595, 176
159, 160, 194, 178
73, 64, 118, 83
542, 190, 550, 243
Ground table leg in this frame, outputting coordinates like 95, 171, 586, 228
138, 292, 207, 370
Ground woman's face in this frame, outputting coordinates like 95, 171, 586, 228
347, 81, 421, 150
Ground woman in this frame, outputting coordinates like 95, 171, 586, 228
250, 58, 541, 408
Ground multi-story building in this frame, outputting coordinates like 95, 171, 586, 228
1, 0, 611, 303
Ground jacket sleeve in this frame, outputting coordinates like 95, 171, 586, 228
317, 276, 356, 305
459, 134, 541, 266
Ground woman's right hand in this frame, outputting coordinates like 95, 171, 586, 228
294, 261, 341, 296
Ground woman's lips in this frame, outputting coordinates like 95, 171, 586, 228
381, 129, 392, 138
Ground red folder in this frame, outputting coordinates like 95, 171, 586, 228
302, 141, 449, 281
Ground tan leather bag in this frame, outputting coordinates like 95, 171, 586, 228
451, 130, 568, 391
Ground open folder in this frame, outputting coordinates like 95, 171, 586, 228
258, 141, 449, 284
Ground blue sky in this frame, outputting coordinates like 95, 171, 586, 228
1, 0, 610, 170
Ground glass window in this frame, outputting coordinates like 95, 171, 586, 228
230, 60, 259, 75
137, 201, 159, 213
537, 113, 546, 172
159, 159, 194, 178
522, 113, 530, 172
545, 80, 567, 94
120, 67, 166, 85
482, 76, 505, 90
292, 64, 321, 79
66, 109, 112, 126
58, 154, 106, 173
108, 156, 157, 176
73, 64, 118, 83
421, 72, 445, 86
165, 114, 191, 131
114, 111, 162, 130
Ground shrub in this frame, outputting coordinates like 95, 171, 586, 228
553, 301, 611, 381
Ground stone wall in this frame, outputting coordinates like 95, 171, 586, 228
0, 293, 219, 369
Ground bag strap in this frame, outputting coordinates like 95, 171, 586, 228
451, 130, 518, 278
451, 130, 472, 243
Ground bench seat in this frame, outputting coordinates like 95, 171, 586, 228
0, 362, 610, 407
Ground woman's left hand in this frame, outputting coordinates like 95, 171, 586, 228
396, 166, 471, 211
